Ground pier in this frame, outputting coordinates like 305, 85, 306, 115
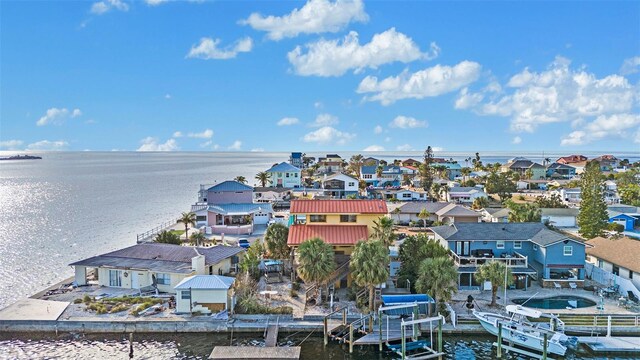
209, 346, 301, 360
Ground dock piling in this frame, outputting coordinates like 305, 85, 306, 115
497, 322, 502, 358
542, 333, 548, 360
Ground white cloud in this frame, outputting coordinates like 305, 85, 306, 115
561, 113, 640, 145
228, 140, 242, 150
241, 0, 368, 41
137, 137, 179, 151
250, 148, 265, 152
187, 129, 214, 139
512, 136, 522, 144
314, 101, 324, 109
36, 107, 82, 126
287, 28, 438, 77
389, 115, 427, 129
357, 61, 482, 105
165, 94, 172, 100
173, 131, 183, 138
311, 113, 338, 127
363, 145, 384, 151
145, 0, 168, 5
200, 140, 213, 148
26, 140, 69, 151
90, 0, 129, 14
455, 87, 484, 109
277, 117, 300, 126
468, 56, 637, 133
0, 140, 24, 150
396, 144, 413, 151
302, 126, 355, 145
432, 147, 444, 152
384, 137, 391, 142
373, 125, 383, 134
187, 37, 253, 60
620, 56, 640, 75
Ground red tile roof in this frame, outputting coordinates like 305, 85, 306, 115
287, 225, 369, 246
290, 200, 388, 214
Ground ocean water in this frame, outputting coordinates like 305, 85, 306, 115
1, 151, 639, 308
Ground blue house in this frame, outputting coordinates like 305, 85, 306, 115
609, 213, 639, 231
360, 165, 402, 187
430, 223, 588, 290
432, 162, 462, 180
546, 163, 576, 178
289, 152, 303, 169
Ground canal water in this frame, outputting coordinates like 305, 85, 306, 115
0, 332, 636, 359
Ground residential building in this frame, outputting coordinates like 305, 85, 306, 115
174, 275, 235, 314
265, 162, 301, 188
253, 187, 291, 203
321, 173, 359, 199
289, 152, 303, 169
316, 154, 344, 174
362, 157, 380, 166
70, 243, 244, 293
388, 202, 481, 225
430, 223, 588, 289
360, 165, 403, 187
553, 188, 581, 203
501, 158, 546, 179
446, 186, 488, 204
431, 162, 462, 180
481, 208, 510, 223
287, 199, 388, 288
608, 205, 640, 232
593, 155, 619, 171
557, 155, 587, 165
546, 163, 576, 179
366, 188, 428, 201
586, 236, 640, 293
402, 158, 421, 167
540, 208, 579, 228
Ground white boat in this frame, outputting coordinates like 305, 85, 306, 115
473, 305, 569, 356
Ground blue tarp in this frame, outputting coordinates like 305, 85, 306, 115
381, 294, 434, 315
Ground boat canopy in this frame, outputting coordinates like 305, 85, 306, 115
381, 294, 434, 315
506, 305, 542, 318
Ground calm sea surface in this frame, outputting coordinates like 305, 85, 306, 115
1, 151, 638, 358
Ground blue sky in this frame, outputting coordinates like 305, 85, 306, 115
1, 0, 639, 152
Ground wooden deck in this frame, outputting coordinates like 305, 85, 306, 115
578, 336, 640, 353
265, 324, 279, 347
209, 346, 301, 360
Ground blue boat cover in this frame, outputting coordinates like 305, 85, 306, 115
381, 294, 434, 315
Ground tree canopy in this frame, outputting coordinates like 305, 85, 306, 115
475, 261, 513, 306
350, 239, 389, 311
371, 217, 396, 246
505, 200, 541, 223
578, 161, 609, 239
397, 234, 448, 292
485, 172, 516, 203
264, 223, 290, 259
415, 257, 458, 314
155, 230, 181, 245
296, 238, 335, 288
535, 194, 568, 208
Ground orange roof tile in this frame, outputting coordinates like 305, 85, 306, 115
287, 225, 369, 246
290, 199, 387, 214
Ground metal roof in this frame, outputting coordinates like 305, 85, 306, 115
540, 208, 580, 217
208, 181, 253, 192
290, 199, 387, 214
266, 162, 301, 173
448, 186, 484, 193
175, 275, 235, 290
287, 224, 368, 246
208, 203, 273, 215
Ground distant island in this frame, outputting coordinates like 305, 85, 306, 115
0, 154, 42, 161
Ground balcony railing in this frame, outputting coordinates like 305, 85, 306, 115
450, 250, 528, 268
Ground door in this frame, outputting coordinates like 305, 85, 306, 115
131, 272, 140, 289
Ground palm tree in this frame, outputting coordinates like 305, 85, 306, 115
461, 167, 471, 185
440, 185, 449, 202
417, 208, 430, 228
155, 230, 181, 245
525, 168, 534, 180
255, 172, 271, 187
265, 223, 290, 260
190, 232, 206, 247
296, 238, 335, 302
372, 216, 396, 246
416, 256, 458, 314
376, 165, 384, 178
234, 176, 248, 184
391, 207, 402, 224
178, 212, 196, 241
431, 183, 442, 201
350, 239, 389, 312
349, 154, 364, 178
475, 261, 513, 306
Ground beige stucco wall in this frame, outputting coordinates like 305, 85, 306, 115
303, 213, 382, 233
176, 289, 231, 314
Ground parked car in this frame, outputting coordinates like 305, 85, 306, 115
238, 238, 250, 249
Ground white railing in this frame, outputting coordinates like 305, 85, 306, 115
450, 250, 528, 268
212, 224, 253, 235
136, 219, 176, 243
585, 262, 640, 299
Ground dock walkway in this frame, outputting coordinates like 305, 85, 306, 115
578, 336, 640, 353
265, 324, 279, 347
209, 346, 300, 360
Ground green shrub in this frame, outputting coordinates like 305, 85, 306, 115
291, 282, 301, 291
518, 195, 525, 201
109, 304, 129, 313
289, 289, 298, 298
83, 295, 92, 304
73, 298, 83, 304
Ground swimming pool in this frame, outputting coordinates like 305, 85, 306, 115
512, 296, 596, 309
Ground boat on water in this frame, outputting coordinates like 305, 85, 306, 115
0, 154, 42, 161
473, 305, 571, 356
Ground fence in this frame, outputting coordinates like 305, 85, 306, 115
136, 219, 177, 243
585, 263, 640, 299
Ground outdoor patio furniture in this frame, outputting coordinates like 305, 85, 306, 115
628, 291, 640, 304
569, 282, 577, 290
553, 282, 562, 289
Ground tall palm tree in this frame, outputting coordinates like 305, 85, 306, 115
265, 223, 290, 260
391, 207, 402, 224
190, 232, 206, 247
417, 208, 430, 228
255, 171, 271, 187
475, 261, 513, 306
461, 167, 471, 185
416, 256, 458, 314
234, 176, 248, 184
178, 212, 196, 241
372, 217, 396, 246
431, 183, 442, 201
296, 238, 335, 302
525, 168, 534, 180
350, 239, 389, 312
349, 154, 364, 178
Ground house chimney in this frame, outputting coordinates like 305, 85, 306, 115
191, 254, 206, 274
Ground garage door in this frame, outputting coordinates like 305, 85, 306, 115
254, 213, 269, 225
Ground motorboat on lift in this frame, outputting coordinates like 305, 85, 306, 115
473, 305, 571, 356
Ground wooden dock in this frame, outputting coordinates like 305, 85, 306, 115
209, 346, 301, 360
578, 336, 640, 353
353, 329, 410, 345
265, 324, 279, 347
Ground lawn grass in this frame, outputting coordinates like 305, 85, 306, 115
169, 229, 185, 236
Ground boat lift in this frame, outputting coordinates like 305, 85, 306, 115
399, 315, 445, 360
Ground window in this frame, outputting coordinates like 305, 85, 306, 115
612, 265, 620, 276
340, 215, 357, 223
402, 193, 412, 198
156, 273, 170, 285
295, 173, 298, 177
196, 215, 206, 222
348, 182, 355, 187
598, 259, 604, 268
630, 271, 634, 280
310, 215, 326, 223
363, 174, 372, 179
533, 244, 538, 250
181, 290, 191, 300
514, 241, 522, 249
286, 173, 290, 177
496, 241, 505, 249
109, 270, 121, 287
563, 245, 572, 256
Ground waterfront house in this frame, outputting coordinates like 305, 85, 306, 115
388, 201, 481, 225
70, 243, 244, 293
586, 236, 640, 295
557, 154, 587, 165
321, 173, 359, 199
552, 187, 581, 203
431, 162, 462, 180
546, 163, 576, 179
481, 208, 510, 223
429, 223, 588, 289
402, 158, 421, 167
446, 186, 488, 204
501, 158, 546, 179
253, 187, 291, 203
366, 188, 428, 201
593, 155, 619, 171
608, 205, 640, 232
265, 162, 301, 188
287, 199, 388, 288
289, 152, 303, 169
360, 165, 402, 187
316, 154, 344, 174
174, 275, 235, 314
541, 208, 579, 228
362, 156, 380, 166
